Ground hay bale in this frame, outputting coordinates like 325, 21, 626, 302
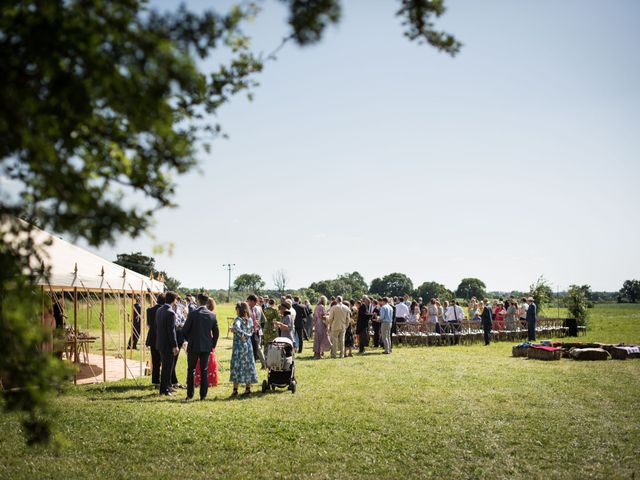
569, 348, 611, 361
610, 346, 640, 360
512, 344, 530, 357
527, 346, 562, 361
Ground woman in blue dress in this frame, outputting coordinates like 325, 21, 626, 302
230, 301, 258, 396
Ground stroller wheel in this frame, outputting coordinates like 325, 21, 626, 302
270, 384, 276, 391
290, 380, 297, 394
261, 380, 268, 393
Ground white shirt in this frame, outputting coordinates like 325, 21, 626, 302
444, 305, 465, 322
394, 302, 410, 320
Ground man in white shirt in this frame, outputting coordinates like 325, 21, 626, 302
444, 300, 465, 345
327, 296, 351, 358
394, 299, 410, 322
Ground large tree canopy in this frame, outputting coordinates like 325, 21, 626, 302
455, 278, 486, 300
234, 273, 266, 293
620, 279, 640, 303
369, 273, 414, 298
415, 281, 453, 302
114, 252, 156, 277
0, 0, 460, 444
0, 0, 460, 244
309, 271, 368, 300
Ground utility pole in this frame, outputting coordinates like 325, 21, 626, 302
223, 263, 235, 303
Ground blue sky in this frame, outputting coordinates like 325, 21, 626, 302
79, 0, 639, 292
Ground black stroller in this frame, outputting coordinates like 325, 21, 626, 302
262, 337, 297, 394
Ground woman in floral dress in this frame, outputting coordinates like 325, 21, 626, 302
229, 301, 258, 396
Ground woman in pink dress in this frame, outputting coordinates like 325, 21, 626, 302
312, 296, 332, 359
493, 301, 506, 331
195, 298, 219, 387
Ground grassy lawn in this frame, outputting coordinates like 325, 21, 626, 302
1, 304, 639, 479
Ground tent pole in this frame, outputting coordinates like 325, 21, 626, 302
101, 289, 106, 383
117, 292, 121, 358
73, 287, 78, 385
123, 292, 127, 379
129, 290, 134, 361
140, 291, 145, 377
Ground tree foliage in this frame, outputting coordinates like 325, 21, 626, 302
309, 271, 368, 300
114, 252, 155, 277
620, 279, 640, 303
0, 219, 69, 445
369, 273, 414, 298
234, 273, 266, 293
114, 251, 179, 292
0, 0, 460, 445
528, 276, 554, 315
565, 285, 590, 326
455, 277, 486, 300
415, 281, 453, 302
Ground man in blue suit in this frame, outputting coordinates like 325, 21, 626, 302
156, 291, 179, 395
182, 293, 219, 401
526, 297, 537, 341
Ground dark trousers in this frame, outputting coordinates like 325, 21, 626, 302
171, 329, 184, 385
483, 325, 492, 345
528, 320, 536, 341
390, 320, 397, 350
358, 331, 369, 353
150, 347, 161, 384
128, 321, 140, 350
295, 325, 304, 353
251, 333, 261, 360
171, 349, 180, 385
372, 322, 381, 347
186, 351, 210, 400
159, 349, 175, 394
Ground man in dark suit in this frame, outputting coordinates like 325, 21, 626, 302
481, 298, 493, 346
146, 293, 165, 385
357, 296, 372, 354
182, 293, 219, 401
155, 291, 179, 395
128, 295, 142, 350
526, 297, 537, 341
292, 296, 310, 354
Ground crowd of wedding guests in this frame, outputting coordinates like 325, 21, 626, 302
145, 291, 537, 399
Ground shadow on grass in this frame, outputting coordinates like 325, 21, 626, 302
88, 383, 156, 394
86, 386, 296, 403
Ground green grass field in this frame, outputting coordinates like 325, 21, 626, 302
1, 304, 639, 479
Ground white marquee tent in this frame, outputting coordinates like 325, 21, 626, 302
2, 217, 164, 383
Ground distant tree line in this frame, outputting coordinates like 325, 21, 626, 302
119, 254, 636, 311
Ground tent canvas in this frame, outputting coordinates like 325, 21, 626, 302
2, 217, 164, 292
